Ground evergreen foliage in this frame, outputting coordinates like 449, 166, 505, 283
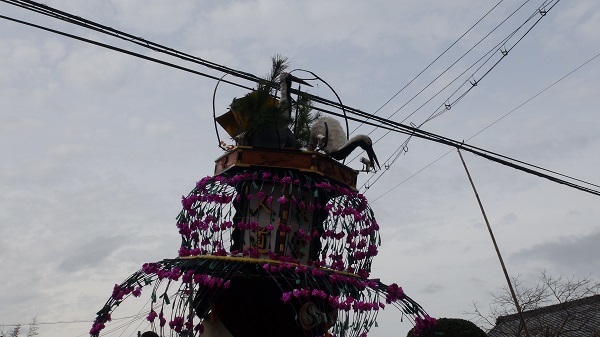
26, 317, 38, 337
8, 324, 20, 337
228, 55, 318, 148
406, 318, 487, 337
293, 95, 320, 148
231, 55, 290, 134
2, 317, 39, 337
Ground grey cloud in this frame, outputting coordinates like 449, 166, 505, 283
499, 212, 519, 226
2, 2, 600, 337
512, 230, 600, 271
59, 235, 130, 272
420, 284, 444, 294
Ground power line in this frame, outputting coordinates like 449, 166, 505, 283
0, 13, 256, 92
351, 0, 506, 134
1, 314, 143, 327
0, 0, 365, 122
347, 0, 541, 167
358, 0, 562, 192
0, 9, 366, 138
374, 0, 557, 142
1, 0, 262, 85
0, 9, 403, 138
1, 0, 597, 199
0, 0, 508, 138
371, 51, 600, 202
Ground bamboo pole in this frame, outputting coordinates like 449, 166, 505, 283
457, 148, 530, 337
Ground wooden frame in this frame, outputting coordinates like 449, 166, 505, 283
214, 147, 358, 189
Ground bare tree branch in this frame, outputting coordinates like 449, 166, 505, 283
466, 270, 600, 336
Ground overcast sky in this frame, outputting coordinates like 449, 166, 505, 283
1, 1, 599, 337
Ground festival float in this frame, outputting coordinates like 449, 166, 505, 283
90, 57, 436, 337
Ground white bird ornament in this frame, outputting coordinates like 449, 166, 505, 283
309, 116, 380, 170
279, 72, 312, 119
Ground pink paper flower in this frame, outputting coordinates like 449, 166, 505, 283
132, 286, 142, 297
147, 309, 158, 322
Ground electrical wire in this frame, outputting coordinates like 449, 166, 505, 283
1, 0, 596, 200
0, 10, 407, 139
0, 0, 366, 122
370, 51, 600, 202
5, 0, 493, 143
347, 0, 543, 167
0, 0, 475, 140
350, 0, 506, 134
358, 0, 562, 192
3, 3, 598, 337
0, 13, 257, 93
355, 0, 532, 141
1, 0, 263, 85
1, 314, 146, 327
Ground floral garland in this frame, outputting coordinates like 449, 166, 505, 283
91, 257, 434, 337
90, 169, 436, 337
176, 169, 380, 276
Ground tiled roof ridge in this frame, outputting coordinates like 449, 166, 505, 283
495, 294, 600, 325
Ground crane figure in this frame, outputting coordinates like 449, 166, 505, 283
309, 116, 380, 170
279, 72, 312, 119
